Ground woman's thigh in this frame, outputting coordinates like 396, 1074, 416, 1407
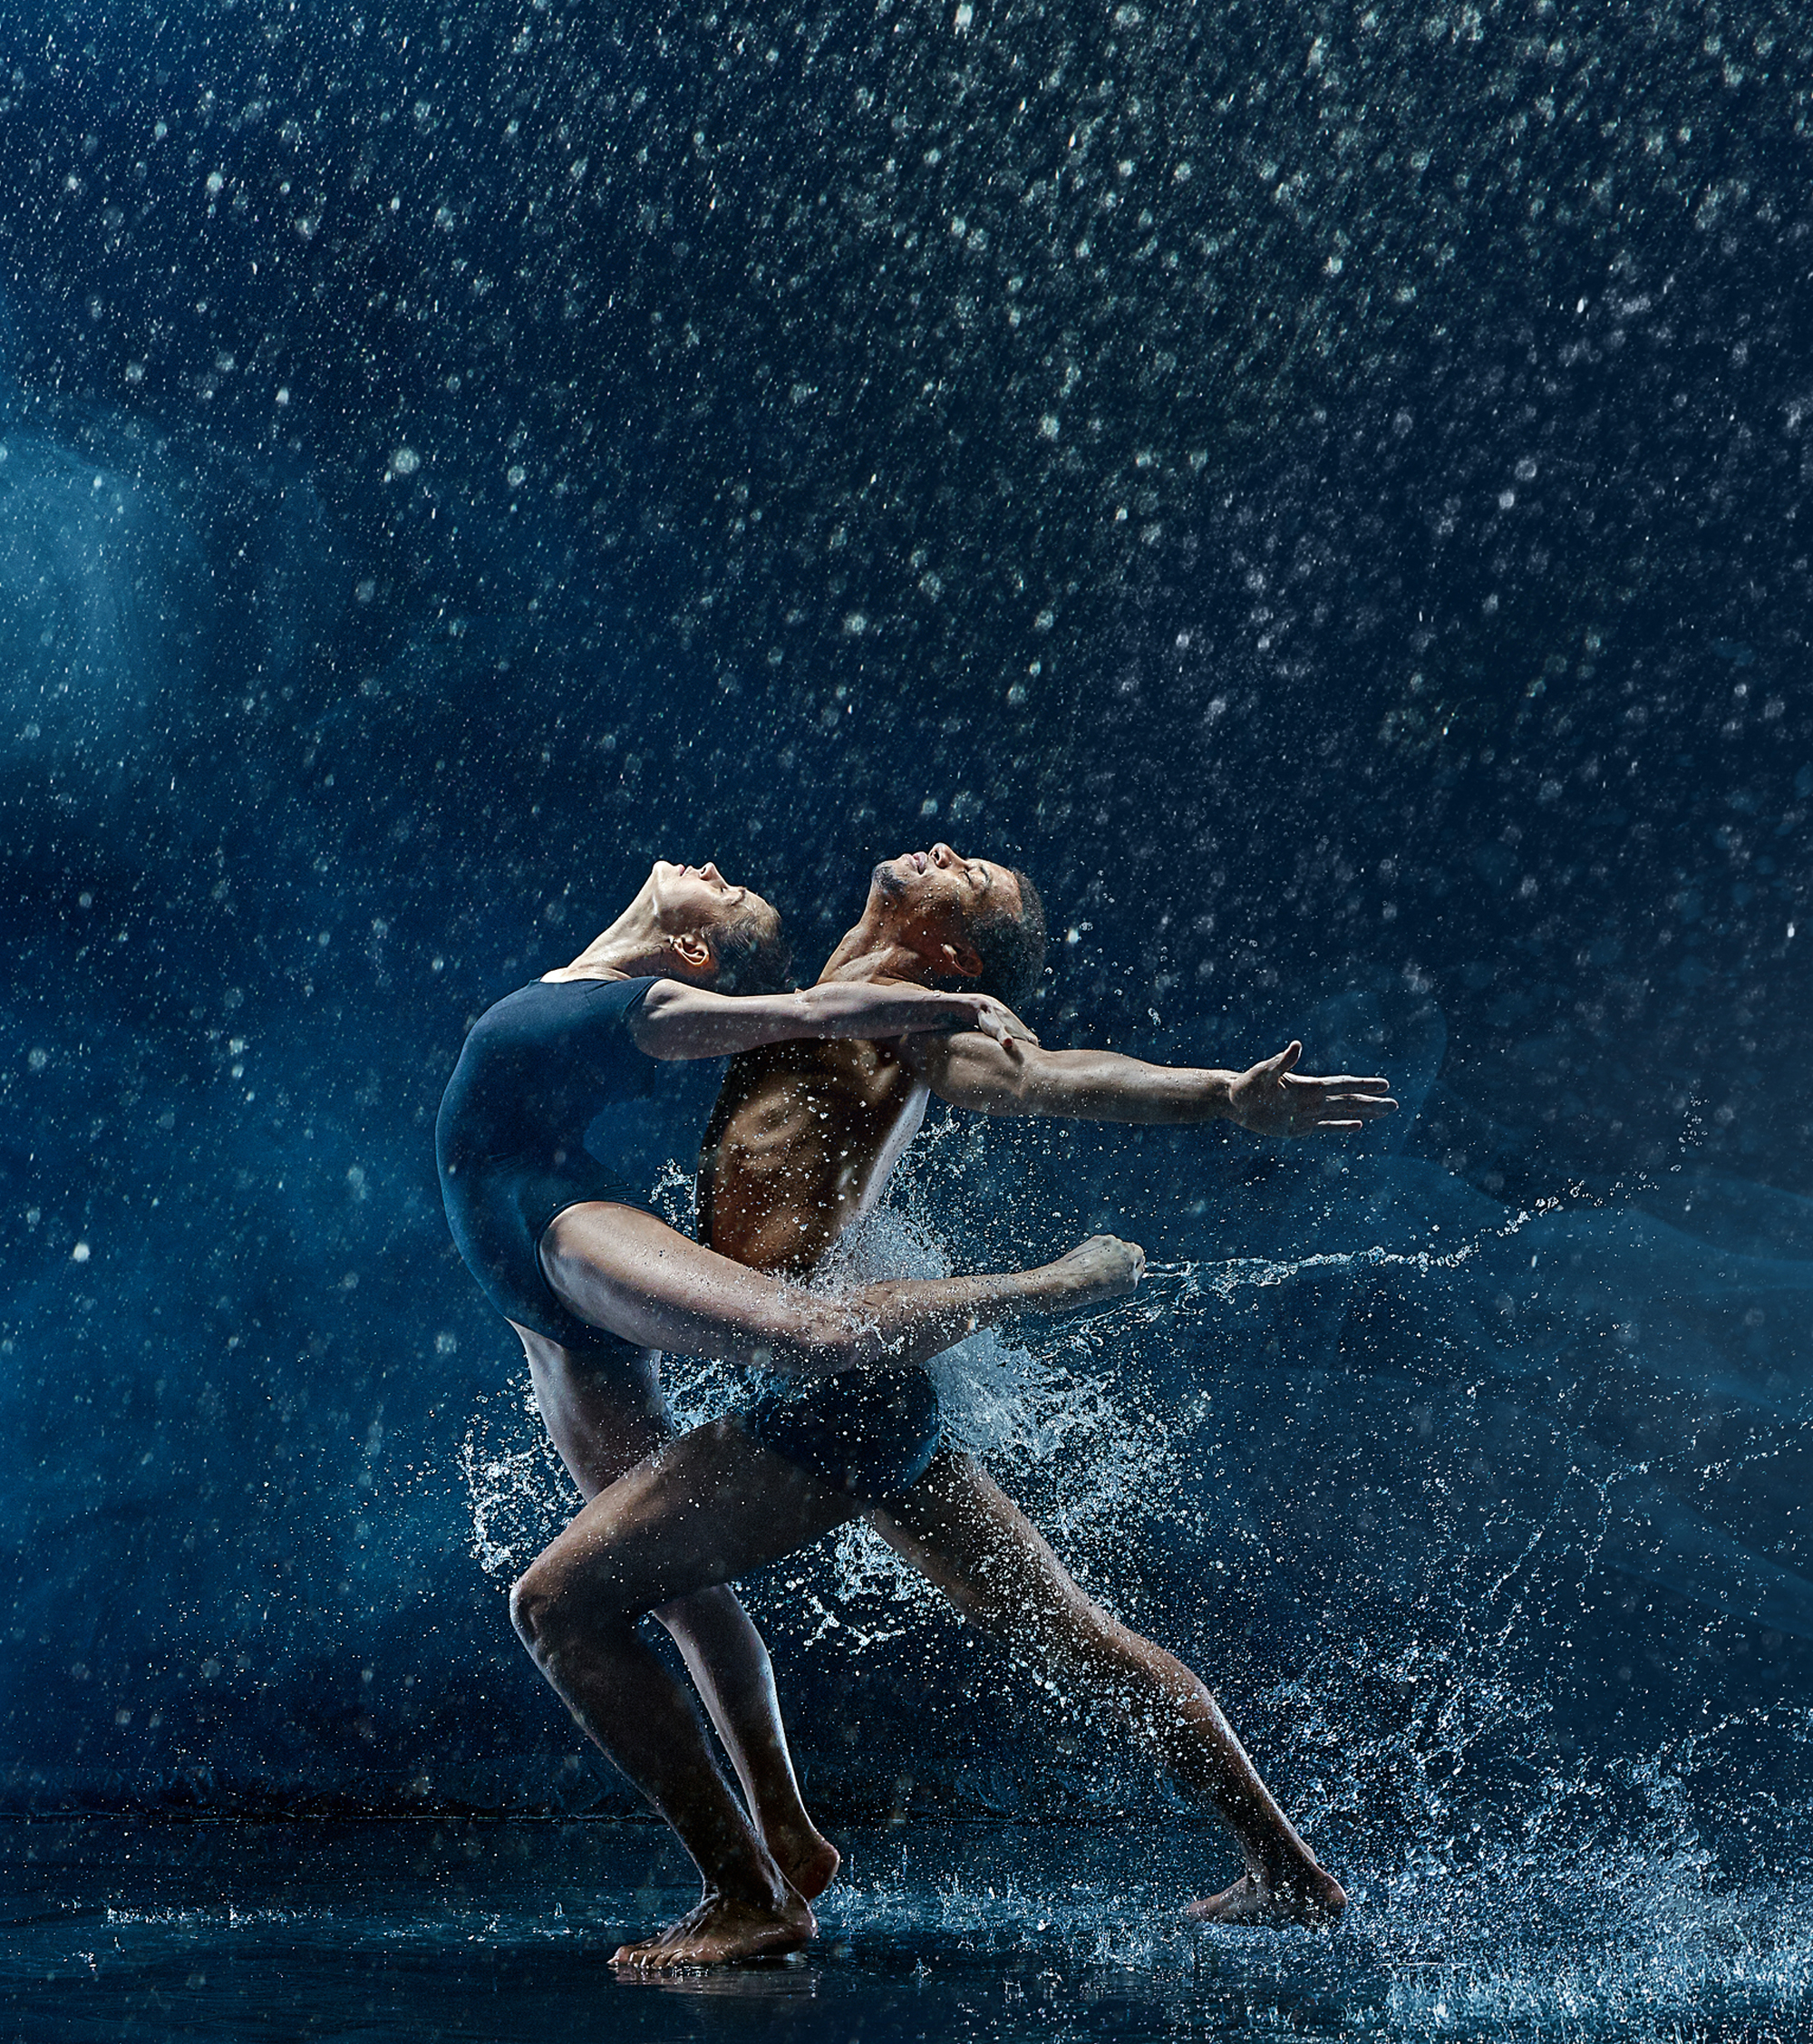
538, 1200, 824, 1362
514, 1322, 670, 1501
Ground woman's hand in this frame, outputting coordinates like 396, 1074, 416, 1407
953, 993, 1040, 1046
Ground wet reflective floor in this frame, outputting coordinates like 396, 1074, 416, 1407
2, 1818, 1807, 2043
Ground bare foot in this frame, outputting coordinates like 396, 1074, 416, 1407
772, 1829, 840, 1903
1036, 1234, 1147, 1312
612, 1889, 816, 1969
1186, 1865, 1347, 1929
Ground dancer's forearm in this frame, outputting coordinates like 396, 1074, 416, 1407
632, 978, 1023, 1061
920, 1034, 1234, 1122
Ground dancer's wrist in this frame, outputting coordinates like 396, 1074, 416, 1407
1197, 1070, 1237, 1121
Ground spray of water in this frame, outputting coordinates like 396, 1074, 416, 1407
443, 1156, 1812, 2030
1098, 1196, 1558, 1329
455, 1196, 1571, 1586
457, 1371, 571, 1581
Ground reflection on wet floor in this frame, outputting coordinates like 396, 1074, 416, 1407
3, 1818, 1807, 2042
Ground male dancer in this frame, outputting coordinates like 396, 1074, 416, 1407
441, 854, 1144, 1950
510, 847, 1392, 1963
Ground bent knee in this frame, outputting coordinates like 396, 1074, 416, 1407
511, 1542, 652, 1658
508, 1564, 556, 1652
509, 1558, 591, 1657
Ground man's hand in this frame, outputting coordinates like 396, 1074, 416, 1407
1226, 1041, 1398, 1138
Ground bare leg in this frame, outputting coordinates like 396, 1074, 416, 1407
657, 1588, 839, 1900
510, 1213, 1142, 1962
868, 1449, 1346, 1928
519, 1329, 838, 1897
509, 1420, 868, 1966
538, 1201, 1145, 1379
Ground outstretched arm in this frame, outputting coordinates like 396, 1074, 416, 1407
906, 1034, 1396, 1136
629, 977, 1034, 1062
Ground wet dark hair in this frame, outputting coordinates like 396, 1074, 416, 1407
967, 868, 1047, 1010
712, 905, 794, 996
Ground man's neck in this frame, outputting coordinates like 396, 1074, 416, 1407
817, 914, 933, 988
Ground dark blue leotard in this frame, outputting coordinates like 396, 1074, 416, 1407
435, 975, 940, 1502
437, 975, 663, 1348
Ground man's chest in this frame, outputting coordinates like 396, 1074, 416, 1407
726, 1040, 926, 1182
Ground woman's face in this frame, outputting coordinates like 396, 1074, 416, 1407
647, 860, 778, 951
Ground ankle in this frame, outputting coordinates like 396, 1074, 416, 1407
761, 1812, 816, 1851
713, 1844, 791, 1911
1246, 1839, 1318, 1892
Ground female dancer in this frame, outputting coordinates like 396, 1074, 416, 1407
437, 857, 1142, 1930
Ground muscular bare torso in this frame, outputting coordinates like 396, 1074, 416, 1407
698, 1033, 934, 1275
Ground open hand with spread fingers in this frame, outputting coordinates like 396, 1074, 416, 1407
1226, 1041, 1398, 1139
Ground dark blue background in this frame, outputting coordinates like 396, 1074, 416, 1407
1, 0, 1807, 1865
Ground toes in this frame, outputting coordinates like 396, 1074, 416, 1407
1184, 1877, 1251, 1923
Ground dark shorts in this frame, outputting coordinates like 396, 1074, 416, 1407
741, 1363, 943, 1506
474, 1196, 942, 1507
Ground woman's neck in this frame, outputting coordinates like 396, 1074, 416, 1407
542, 903, 668, 983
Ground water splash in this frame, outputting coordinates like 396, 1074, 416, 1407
370, 1116, 1813, 2028
458, 1181, 1683, 1580
457, 1372, 571, 1580
1100, 1197, 1562, 1328
15, 1815, 1811, 2039
800, 1208, 1178, 1611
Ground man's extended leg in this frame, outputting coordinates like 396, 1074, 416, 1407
867, 1448, 1347, 1926
519, 1330, 838, 1897
509, 1419, 868, 1966
510, 1222, 1144, 1964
